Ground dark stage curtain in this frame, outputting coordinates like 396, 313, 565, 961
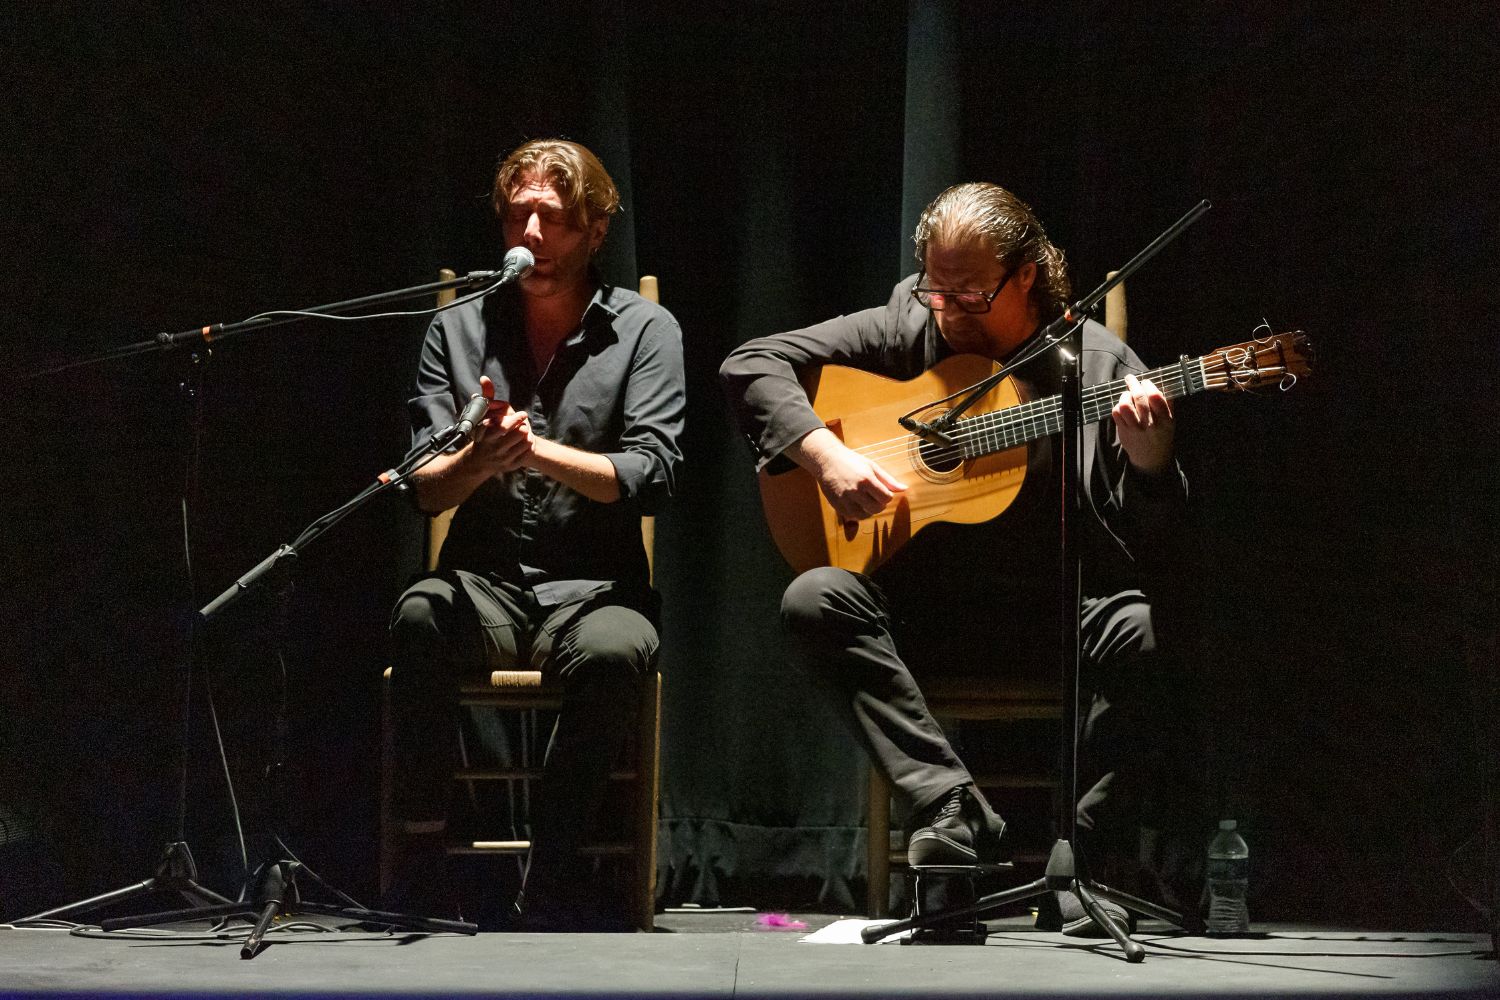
636, 5, 915, 911
0, 2, 1493, 928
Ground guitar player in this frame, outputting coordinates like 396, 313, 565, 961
720, 182, 1196, 935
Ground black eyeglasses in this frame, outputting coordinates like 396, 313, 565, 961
911, 267, 1017, 313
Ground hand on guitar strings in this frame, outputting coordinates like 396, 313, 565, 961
795, 426, 908, 527
1112, 373, 1175, 475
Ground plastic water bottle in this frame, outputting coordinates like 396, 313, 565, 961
1205, 820, 1250, 934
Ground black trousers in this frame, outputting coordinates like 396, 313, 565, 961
388, 572, 656, 896
780, 566, 1169, 863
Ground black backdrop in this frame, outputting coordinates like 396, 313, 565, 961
0, 1, 1493, 928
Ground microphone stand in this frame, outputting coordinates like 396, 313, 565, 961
863, 200, 1210, 962
16, 348, 236, 927
16, 269, 510, 942
21, 269, 511, 380
100, 422, 482, 957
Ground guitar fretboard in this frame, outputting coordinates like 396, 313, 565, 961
954, 356, 1209, 458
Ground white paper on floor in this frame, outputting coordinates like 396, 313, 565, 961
800, 918, 911, 944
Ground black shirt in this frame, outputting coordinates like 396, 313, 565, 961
407, 278, 686, 605
719, 273, 1187, 605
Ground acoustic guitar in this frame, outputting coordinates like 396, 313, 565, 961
757, 331, 1312, 575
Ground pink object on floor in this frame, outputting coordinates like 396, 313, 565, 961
755, 913, 808, 930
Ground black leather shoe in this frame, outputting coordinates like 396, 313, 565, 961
1053, 891, 1135, 938
907, 786, 1007, 867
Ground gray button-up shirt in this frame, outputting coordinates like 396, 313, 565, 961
407, 278, 685, 606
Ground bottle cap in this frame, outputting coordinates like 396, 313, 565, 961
1218, 819, 1237, 830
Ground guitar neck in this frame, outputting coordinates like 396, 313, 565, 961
954, 355, 1209, 458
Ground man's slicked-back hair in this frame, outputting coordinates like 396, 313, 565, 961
492, 139, 621, 228
913, 182, 1071, 320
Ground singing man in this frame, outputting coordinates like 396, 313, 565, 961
387, 139, 685, 930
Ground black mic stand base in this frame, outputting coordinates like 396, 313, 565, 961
863, 839, 1185, 962
16, 840, 233, 925
104, 426, 481, 959
99, 860, 476, 959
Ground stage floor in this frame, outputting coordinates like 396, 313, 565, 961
0, 913, 1493, 998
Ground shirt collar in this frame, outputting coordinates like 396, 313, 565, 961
582, 266, 622, 328
486, 267, 620, 337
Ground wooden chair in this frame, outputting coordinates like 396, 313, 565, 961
1105, 270, 1127, 342
864, 678, 1063, 917
379, 273, 663, 931
864, 274, 1129, 917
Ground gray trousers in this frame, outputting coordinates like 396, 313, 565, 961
780, 566, 1164, 859
388, 572, 656, 890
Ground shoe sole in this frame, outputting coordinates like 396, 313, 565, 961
906, 831, 978, 867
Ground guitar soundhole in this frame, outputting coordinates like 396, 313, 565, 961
916, 439, 963, 475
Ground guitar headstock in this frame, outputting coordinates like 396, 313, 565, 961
1201, 331, 1313, 392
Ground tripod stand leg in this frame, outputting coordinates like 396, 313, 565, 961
293, 901, 477, 935
860, 837, 1174, 964
860, 875, 1051, 944
232, 867, 479, 956
92, 881, 239, 930
100, 900, 252, 932
240, 899, 282, 960
17, 839, 233, 923
50, 841, 240, 930
20, 878, 158, 924
859, 843, 1084, 944
174, 879, 236, 908
1090, 881, 1185, 929
150, 840, 235, 909
1073, 881, 1145, 963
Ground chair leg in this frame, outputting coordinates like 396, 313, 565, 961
867, 766, 892, 918
632, 672, 662, 931
379, 674, 395, 898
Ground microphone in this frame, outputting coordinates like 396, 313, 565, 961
495, 246, 535, 284
461, 247, 534, 291
454, 393, 492, 439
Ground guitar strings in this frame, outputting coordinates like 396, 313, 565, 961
854, 366, 1274, 468
859, 340, 1293, 466
851, 377, 1190, 465
850, 367, 1199, 466
857, 368, 1252, 466
846, 359, 1285, 468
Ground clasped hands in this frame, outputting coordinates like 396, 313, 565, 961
468, 375, 534, 475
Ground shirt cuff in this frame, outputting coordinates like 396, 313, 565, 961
604, 450, 664, 503
1125, 460, 1186, 503
754, 409, 827, 474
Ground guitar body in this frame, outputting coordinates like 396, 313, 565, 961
757, 354, 1030, 575
755, 329, 1313, 577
